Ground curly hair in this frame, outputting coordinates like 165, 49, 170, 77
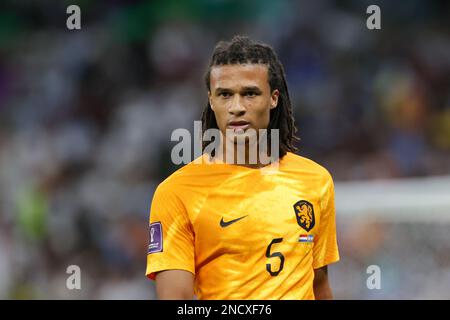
202, 35, 299, 159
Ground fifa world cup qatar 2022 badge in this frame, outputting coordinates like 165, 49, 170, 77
148, 222, 163, 254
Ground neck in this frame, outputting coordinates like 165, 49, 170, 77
212, 134, 274, 169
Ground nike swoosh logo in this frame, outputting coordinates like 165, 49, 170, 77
220, 215, 248, 228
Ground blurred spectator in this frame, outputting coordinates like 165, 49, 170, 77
0, 0, 449, 299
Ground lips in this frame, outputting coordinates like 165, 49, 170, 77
227, 120, 250, 131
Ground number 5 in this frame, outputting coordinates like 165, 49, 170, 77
266, 238, 285, 276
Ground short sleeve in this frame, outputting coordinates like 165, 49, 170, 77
312, 172, 340, 269
145, 183, 195, 280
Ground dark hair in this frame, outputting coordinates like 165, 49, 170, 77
202, 35, 299, 158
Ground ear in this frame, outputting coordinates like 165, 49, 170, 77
270, 89, 279, 109
208, 91, 214, 111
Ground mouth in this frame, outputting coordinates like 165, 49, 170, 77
227, 120, 250, 132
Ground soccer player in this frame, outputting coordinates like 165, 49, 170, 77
146, 35, 340, 300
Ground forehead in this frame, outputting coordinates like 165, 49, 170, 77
209, 64, 269, 90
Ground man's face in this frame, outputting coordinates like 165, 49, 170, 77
208, 64, 279, 144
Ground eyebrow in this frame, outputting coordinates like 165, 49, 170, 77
241, 86, 262, 93
215, 86, 262, 93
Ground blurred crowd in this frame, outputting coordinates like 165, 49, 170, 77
333, 218, 450, 299
0, 0, 449, 299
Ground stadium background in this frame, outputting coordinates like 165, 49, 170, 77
0, 0, 449, 299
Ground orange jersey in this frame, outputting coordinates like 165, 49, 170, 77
146, 152, 339, 299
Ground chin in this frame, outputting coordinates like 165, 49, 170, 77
229, 132, 258, 145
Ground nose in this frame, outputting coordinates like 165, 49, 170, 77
228, 94, 246, 115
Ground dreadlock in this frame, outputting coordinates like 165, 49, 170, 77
202, 35, 299, 159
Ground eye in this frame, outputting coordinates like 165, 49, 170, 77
219, 92, 232, 98
244, 91, 258, 97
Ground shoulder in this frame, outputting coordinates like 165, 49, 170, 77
154, 154, 208, 194
151, 163, 195, 211
283, 152, 333, 182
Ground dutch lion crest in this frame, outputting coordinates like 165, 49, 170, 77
293, 200, 315, 232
